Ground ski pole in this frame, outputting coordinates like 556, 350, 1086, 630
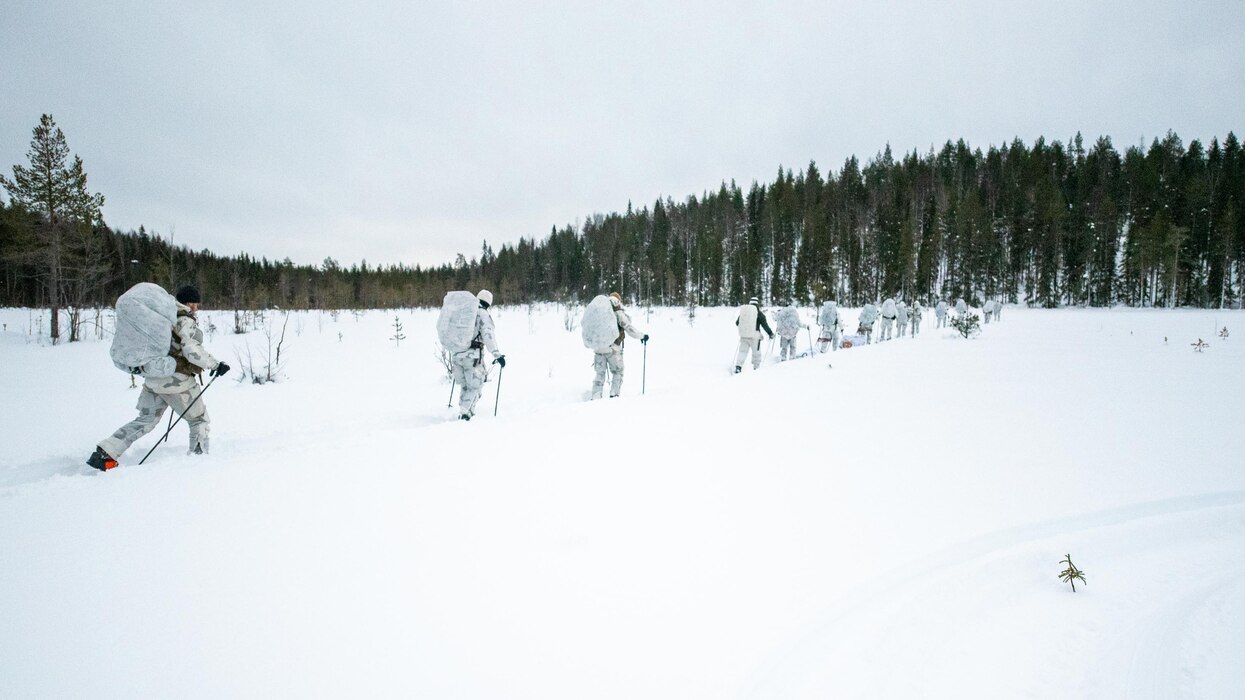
493, 364, 504, 417
806, 327, 814, 357
642, 340, 647, 395
139, 375, 218, 465
159, 411, 174, 445
446, 378, 455, 407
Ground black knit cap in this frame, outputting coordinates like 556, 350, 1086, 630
174, 285, 202, 304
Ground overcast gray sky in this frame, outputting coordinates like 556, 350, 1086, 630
3, 0, 1242, 268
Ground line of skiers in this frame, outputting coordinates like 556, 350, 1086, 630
87, 282, 1001, 471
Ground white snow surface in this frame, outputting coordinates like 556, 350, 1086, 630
1, 305, 1243, 699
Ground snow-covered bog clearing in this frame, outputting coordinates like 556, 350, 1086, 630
1, 304, 1243, 699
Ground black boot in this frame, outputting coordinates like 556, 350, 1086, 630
87, 446, 118, 471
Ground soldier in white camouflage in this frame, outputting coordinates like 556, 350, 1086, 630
88, 286, 229, 470
453, 289, 506, 420
592, 292, 647, 399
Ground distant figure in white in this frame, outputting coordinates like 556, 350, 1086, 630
775, 298, 809, 361
453, 290, 505, 420
896, 301, 909, 338
735, 297, 775, 373
910, 301, 923, 336
955, 298, 967, 318
991, 299, 1003, 322
879, 297, 898, 341
857, 302, 879, 344
935, 299, 948, 328
591, 292, 648, 399
817, 300, 841, 352
982, 298, 996, 323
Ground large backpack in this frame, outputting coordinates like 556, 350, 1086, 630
775, 307, 801, 338
818, 301, 838, 328
436, 291, 480, 353
737, 304, 759, 339
881, 298, 897, 317
581, 295, 621, 352
110, 282, 178, 377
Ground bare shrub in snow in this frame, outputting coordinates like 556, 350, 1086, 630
1191, 338, 1209, 353
433, 341, 453, 381
235, 311, 291, 384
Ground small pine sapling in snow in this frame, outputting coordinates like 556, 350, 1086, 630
950, 312, 981, 339
391, 316, 406, 347
1059, 554, 1087, 592
1192, 338, 1209, 353
1219, 326, 1229, 340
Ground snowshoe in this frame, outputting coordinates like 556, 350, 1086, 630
87, 446, 118, 472
459, 413, 471, 421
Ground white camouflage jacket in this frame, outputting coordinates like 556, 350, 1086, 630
145, 304, 219, 395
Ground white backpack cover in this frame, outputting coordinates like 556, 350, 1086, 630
881, 298, 897, 317
818, 302, 838, 328
737, 304, 759, 339
775, 307, 801, 338
110, 282, 178, 377
437, 291, 479, 353
581, 295, 621, 352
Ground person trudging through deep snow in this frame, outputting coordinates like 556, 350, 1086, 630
910, 300, 923, 336
775, 298, 809, 361
591, 292, 648, 399
991, 298, 1003, 322
955, 297, 968, 318
87, 286, 229, 471
452, 290, 505, 420
982, 298, 995, 324
857, 301, 879, 344
896, 300, 909, 338
817, 300, 841, 352
735, 296, 774, 373
935, 298, 948, 328
878, 297, 898, 342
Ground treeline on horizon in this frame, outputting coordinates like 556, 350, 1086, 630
3, 130, 1244, 319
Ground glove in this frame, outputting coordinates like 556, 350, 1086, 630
641, 334, 649, 344
211, 362, 231, 378
769, 334, 775, 340
493, 355, 506, 368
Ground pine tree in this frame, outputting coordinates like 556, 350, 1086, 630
0, 114, 105, 342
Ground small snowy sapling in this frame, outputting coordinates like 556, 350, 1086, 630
950, 312, 981, 339
1219, 326, 1229, 340
1192, 338, 1209, 353
1058, 554, 1087, 592
391, 316, 406, 347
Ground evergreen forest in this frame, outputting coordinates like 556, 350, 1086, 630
3, 117, 1244, 345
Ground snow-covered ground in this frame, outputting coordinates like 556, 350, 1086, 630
1, 303, 1242, 699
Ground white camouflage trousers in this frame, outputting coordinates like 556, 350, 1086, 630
736, 337, 764, 370
878, 316, 895, 341
592, 346, 625, 398
936, 314, 947, 328
99, 384, 210, 459
779, 335, 798, 360
451, 349, 487, 416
